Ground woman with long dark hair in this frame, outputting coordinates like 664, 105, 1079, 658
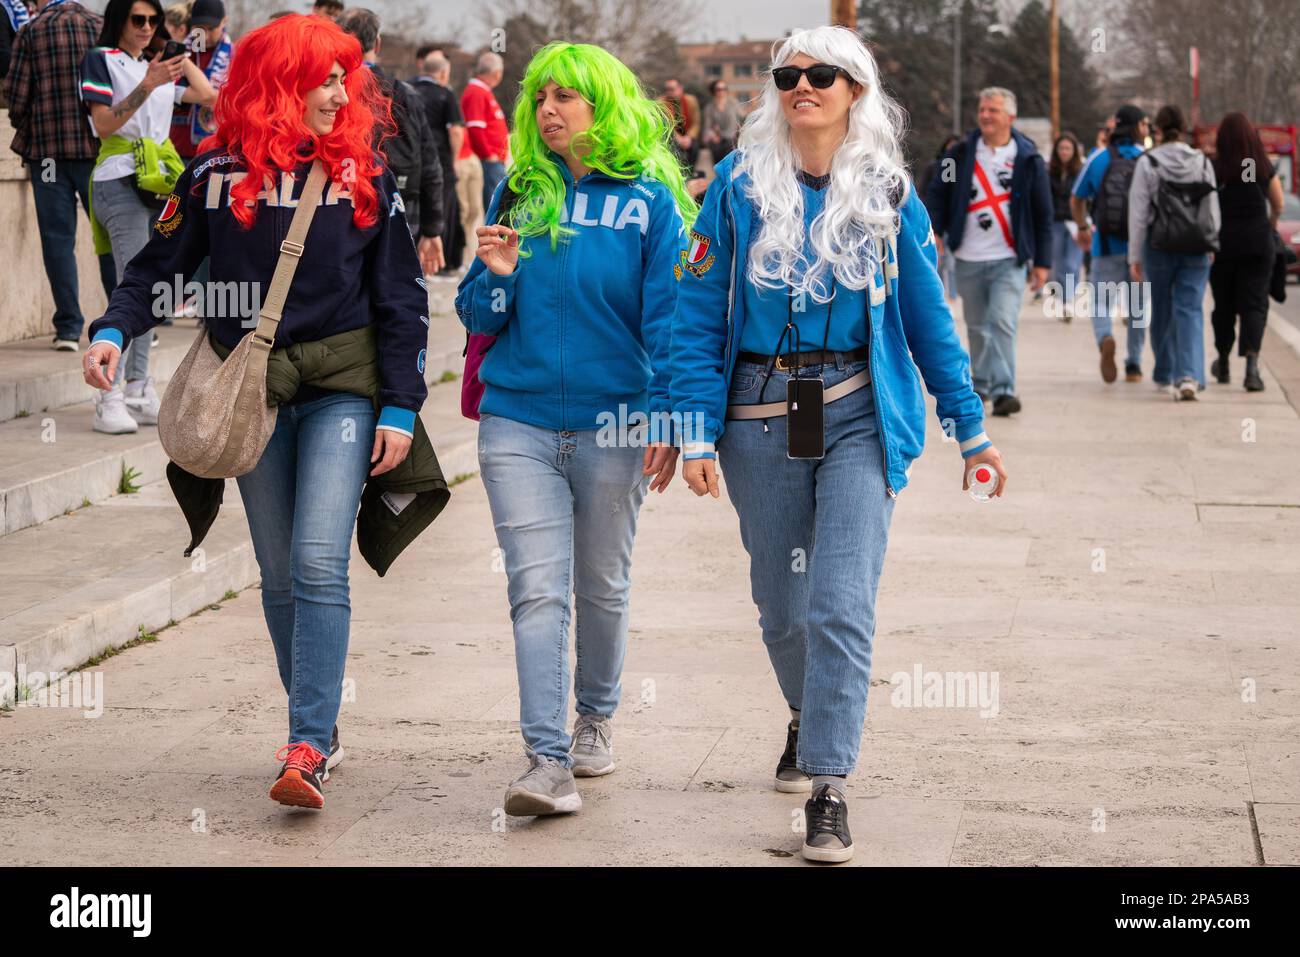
1048, 132, 1083, 319
81, 0, 214, 434
1210, 112, 1285, 391
671, 26, 1005, 862
84, 14, 434, 809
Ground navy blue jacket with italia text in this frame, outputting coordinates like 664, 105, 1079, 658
88, 148, 430, 435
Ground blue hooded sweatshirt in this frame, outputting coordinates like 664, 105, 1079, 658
670, 151, 990, 496
454, 156, 686, 433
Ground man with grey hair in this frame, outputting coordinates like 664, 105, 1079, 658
412, 51, 466, 274
925, 86, 1053, 417
461, 50, 509, 213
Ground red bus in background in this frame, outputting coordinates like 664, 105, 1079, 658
1192, 123, 1298, 194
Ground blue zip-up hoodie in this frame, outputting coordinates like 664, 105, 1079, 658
454, 156, 686, 432
88, 149, 430, 436
924, 127, 1053, 270
670, 151, 990, 496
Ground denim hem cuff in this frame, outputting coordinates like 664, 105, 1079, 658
797, 764, 854, 776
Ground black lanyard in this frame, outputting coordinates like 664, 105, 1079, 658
756, 277, 836, 404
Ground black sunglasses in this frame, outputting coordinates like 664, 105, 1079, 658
771, 64, 853, 91
129, 13, 161, 28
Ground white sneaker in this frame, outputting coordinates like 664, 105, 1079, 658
1176, 377, 1198, 401
124, 376, 160, 425
93, 384, 139, 434
52, 336, 80, 352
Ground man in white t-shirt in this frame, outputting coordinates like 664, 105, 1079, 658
923, 87, 1053, 417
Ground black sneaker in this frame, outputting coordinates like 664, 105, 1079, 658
991, 394, 1021, 416
326, 725, 345, 776
802, 782, 853, 863
774, 721, 811, 793
1124, 362, 1142, 382
270, 742, 328, 809
1211, 355, 1230, 384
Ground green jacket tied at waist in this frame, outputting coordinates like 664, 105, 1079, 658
166, 324, 450, 577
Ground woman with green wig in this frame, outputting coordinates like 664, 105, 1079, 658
454, 42, 696, 817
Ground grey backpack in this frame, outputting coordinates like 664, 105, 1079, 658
1144, 152, 1219, 254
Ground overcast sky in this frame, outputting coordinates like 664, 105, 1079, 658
378, 0, 836, 46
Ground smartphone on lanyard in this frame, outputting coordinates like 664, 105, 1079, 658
784, 280, 833, 460
786, 376, 825, 459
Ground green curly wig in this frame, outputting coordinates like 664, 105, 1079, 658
505, 41, 698, 250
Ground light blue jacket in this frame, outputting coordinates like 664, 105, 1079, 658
669, 151, 990, 496
454, 156, 685, 432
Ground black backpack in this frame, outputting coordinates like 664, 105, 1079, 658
1144, 151, 1220, 255
383, 78, 425, 195
1094, 144, 1139, 253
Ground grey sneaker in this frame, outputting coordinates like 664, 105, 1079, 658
775, 721, 812, 793
802, 783, 854, 863
570, 714, 615, 777
504, 754, 582, 816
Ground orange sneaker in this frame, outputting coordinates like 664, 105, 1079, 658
270, 742, 328, 809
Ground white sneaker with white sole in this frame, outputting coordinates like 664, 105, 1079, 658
124, 376, 161, 425
93, 384, 139, 434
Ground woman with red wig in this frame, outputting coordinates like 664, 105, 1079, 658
83, 14, 432, 810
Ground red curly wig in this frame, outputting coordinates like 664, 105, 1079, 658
208, 14, 394, 229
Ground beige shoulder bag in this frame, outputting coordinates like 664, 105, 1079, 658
158, 160, 329, 479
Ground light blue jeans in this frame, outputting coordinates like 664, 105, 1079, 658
1049, 220, 1083, 291
478, 412, 650, 765
1088, 253, 1146, 369
955, 256, 1026, 399
1144, 246, 1210, 387
717, 358, 895, 775
92, 174, 155, 384
236, 392, 376, 756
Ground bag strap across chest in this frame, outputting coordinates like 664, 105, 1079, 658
252, 160, 330, 348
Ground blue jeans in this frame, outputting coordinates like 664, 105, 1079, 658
937, 245, 957, 300
93, 174, 155, 383
28, 160, 117, 341
1088, 254, 1147, 369
478, 412, 650, 765
235, 392, 376, 756
1050, 220, 1083, 291
481, 159, 506, 213
717, 358, 895, 775
1144, 246, 1210, 386
954, 256, 1026, 399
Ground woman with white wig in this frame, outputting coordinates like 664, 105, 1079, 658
669, 25, 1008, 862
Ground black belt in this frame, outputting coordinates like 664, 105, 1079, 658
737, 345, 870, 371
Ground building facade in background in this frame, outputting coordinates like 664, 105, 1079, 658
678, 39, 775, 110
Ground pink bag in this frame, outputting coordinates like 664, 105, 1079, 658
460, 333, 496, 420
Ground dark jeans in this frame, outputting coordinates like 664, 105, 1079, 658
441, 172, 462, 270
481, 159, 506, 215
28, 159, 117, 341
1210, 254, 1271, 357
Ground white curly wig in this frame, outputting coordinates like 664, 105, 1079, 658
736, 25, 910, 303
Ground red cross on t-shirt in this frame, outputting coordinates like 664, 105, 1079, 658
969, 161, 1015, 250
